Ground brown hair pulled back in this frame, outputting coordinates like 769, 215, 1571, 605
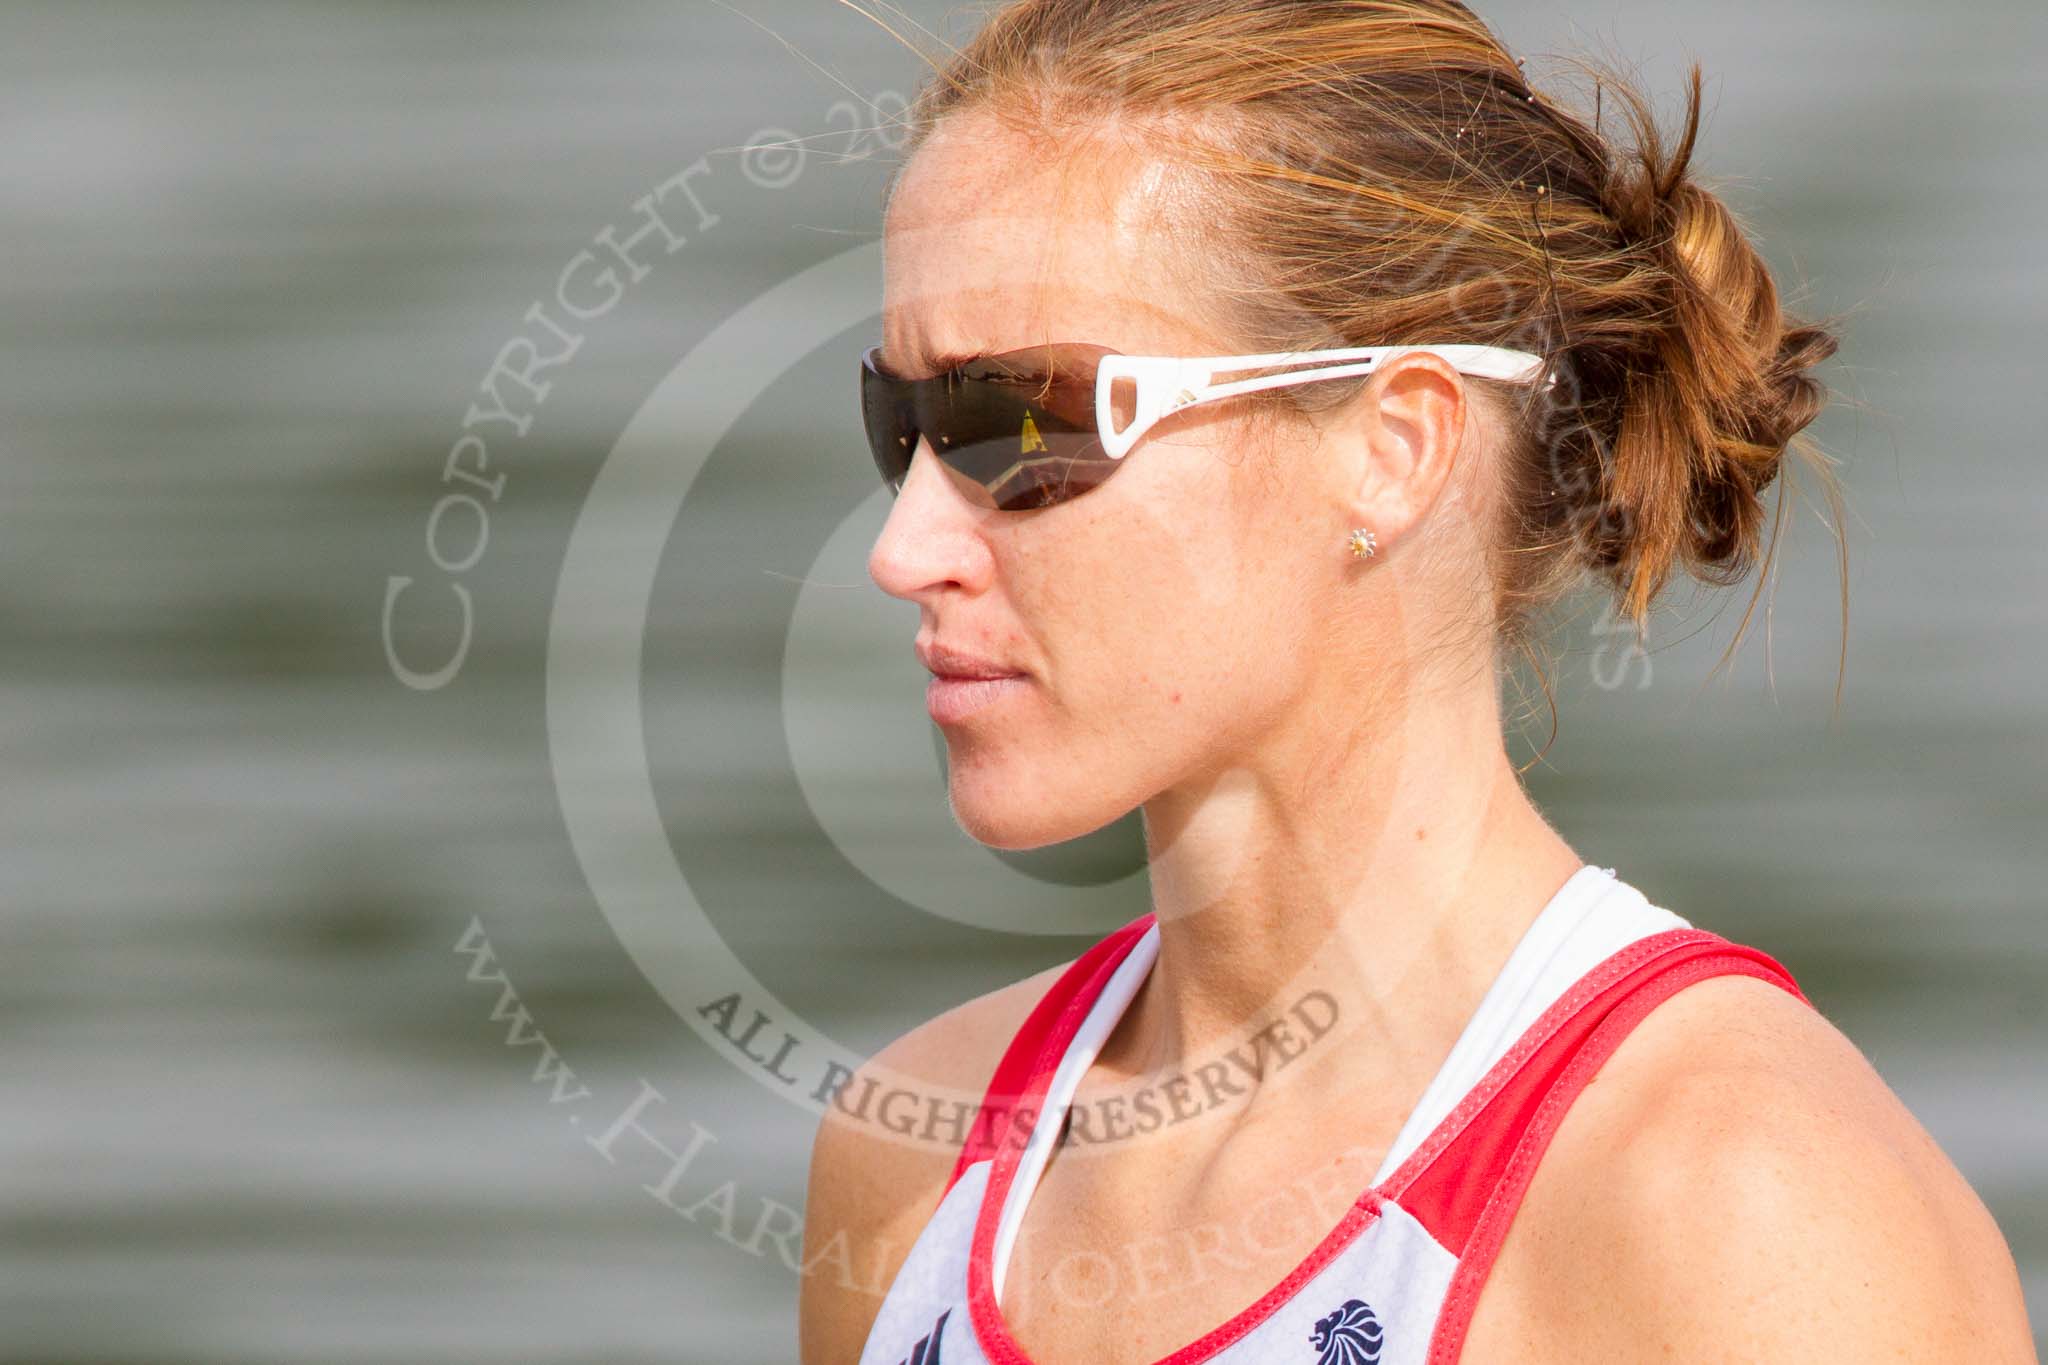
860, 0, 1849, 748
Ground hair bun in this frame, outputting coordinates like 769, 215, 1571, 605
1587, 63, 1843, 619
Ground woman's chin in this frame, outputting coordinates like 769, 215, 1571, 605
947, 795, 1063, 851
944, 765, 1105, 851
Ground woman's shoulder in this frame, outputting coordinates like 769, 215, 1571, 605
797, 951, 1081, 1365
1478, 970, 2037, 1362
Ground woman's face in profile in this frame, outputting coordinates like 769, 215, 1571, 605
867, 107, 1349, 850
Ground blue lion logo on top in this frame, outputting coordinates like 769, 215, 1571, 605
1309, 1297, 1383, 1364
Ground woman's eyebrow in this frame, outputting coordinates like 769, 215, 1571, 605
918, 345, 983, 373
898, 339, 1074, 377
878, 338, 981, 378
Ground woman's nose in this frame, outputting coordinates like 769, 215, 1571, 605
867, 438, 994, 603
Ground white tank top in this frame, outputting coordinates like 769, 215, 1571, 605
854, 864, 1809, 1365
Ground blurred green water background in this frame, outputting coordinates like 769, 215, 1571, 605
2, 0, 2042, 1360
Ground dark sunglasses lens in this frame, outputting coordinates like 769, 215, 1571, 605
940, 392, 1107, 511
860, 343, 1127, 511
860, 350, 915, 491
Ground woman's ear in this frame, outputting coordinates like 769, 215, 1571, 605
1342, 353, 1470, 543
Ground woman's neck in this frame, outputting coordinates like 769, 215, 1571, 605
1104, 672, 1584, 1137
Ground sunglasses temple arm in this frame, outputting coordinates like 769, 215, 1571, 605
1094, 356, 1394, 460
1096, 348, 1553, 459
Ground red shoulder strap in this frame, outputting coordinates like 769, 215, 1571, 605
1389, 928, 1813, 1365
942, 912, 1157, 1196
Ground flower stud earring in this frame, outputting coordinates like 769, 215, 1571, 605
1347, 527, 1378, 559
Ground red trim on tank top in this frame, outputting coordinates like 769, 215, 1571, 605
1417, 943, 1811, 1364
943, 912, 1159, 1200
955, 917, 1812, 1365
1382, 932, 1812, 1243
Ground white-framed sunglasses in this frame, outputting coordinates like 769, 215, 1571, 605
861, 340, 1552, 511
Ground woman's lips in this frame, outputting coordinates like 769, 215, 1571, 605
926, 673, 1029, 725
